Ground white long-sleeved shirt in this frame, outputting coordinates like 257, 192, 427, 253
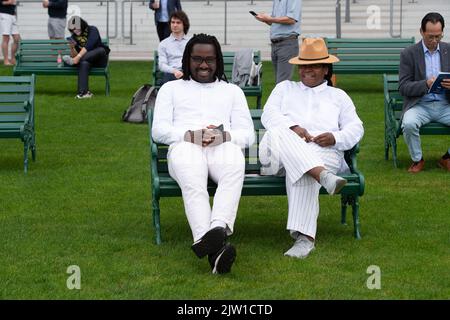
152, 78, 255, 148
157, 34, 190, 74
261, 80, 364, 151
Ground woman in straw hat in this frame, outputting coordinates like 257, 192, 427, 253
259, 37, 364, 259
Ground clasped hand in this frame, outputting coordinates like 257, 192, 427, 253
184, 125, 229, 147
290, 125, 335, 147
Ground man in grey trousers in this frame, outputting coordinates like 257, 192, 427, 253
253, 0, 302, 84
399, 12, 450, 173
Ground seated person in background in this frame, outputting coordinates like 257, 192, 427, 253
259, 37, 364, 259
65, 15, 110, 99
158, 10, 191, 85
399, 12, 450, 173
152, 34, 255, 274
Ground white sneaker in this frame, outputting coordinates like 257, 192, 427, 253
284, 235, 315, 259
62, 55, 74, 66
75, 91, 93, 99
319, 170, 347, 195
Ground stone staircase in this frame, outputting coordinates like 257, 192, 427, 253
5, 0, 450, 61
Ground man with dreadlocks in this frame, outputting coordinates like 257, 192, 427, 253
152, 34, 255, 274
65, 16, 110, 99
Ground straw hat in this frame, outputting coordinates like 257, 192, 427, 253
289, 37, 339, 65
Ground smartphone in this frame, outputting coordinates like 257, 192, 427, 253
66, 37, 76, 45
249, 11, 257, 16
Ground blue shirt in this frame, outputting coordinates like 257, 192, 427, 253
158, 34, 190, 73
160, 0, 169, 22
270, 0, 302, 39
420, 40, 446, 103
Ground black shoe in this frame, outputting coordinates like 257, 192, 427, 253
191, 227, 227, 258
208, 243, 236, 274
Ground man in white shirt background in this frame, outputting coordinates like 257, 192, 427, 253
259, 38, 364, 259
152, 34, 255, 274
158, 10, 190, 85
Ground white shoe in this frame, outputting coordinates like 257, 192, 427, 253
319, 170, 347, 195
284, 235, 315, 259
75, 91, 93, 99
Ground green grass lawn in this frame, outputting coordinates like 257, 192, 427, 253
0, 62, 448, 299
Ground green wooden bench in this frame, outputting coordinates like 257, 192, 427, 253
13, 39, 110, 95
0, 75, 36, 173
325, 38, 415, 74
383, 74, 450, 167
148, 108, 365, 245
152, 50, 263, 108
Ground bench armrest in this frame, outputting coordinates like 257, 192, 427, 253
147, 108, 161, 198
344, 143, 360, 173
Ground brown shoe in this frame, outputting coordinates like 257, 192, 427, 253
408, 159, 425, 173
438, 158, 450, 172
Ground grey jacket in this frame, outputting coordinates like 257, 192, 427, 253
399, 40, 450, 114
232, 49, 253, 87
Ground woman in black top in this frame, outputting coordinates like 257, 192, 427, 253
66, 16, 110, 98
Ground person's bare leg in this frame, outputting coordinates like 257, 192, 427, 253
2, 35, 10, 65
10, 34, 20, 65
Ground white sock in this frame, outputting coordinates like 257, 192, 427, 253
319, 170, 347, 195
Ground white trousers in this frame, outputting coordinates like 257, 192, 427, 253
259, 127, 343, 239
168, 141, 245, 242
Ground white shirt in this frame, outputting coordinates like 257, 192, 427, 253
158, 34, 190, 74
152, 78, 255, 148
262, 80, 364, 151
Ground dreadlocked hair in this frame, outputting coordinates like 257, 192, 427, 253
181, 33, 228, 82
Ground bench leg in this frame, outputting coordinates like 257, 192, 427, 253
340, 194, 348, 225
23, 140, 29, 174
392, 138, 398, 168
31, 132, 36, 162
152, 196, 162, 245
384, 129, 390, 160
351, 195, 361, 239
105, 73, 110, 96
256, 95, 262, 109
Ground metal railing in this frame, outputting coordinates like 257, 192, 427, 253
390, 0, 403, 38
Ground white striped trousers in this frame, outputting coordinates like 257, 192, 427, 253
259, 127, 343, 238
168, 141, 245, 242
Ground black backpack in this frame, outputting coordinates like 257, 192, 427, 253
122, 84, 157, 123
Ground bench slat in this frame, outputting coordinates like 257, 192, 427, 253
0, 94, 31, 102
326, 37, 415, 74
0, 105, 26, 113
0, 114, 26, 122
0, 85, 31, 93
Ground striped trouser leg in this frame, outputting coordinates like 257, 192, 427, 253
286, 144, 342, 238
259, 127, 343, 238
259, 127, 324, 182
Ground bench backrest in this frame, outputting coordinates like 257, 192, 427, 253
0, 75, 35, 135
325, 38, 415, 73
152, 50, 261, 89
16, 39, 109, 67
